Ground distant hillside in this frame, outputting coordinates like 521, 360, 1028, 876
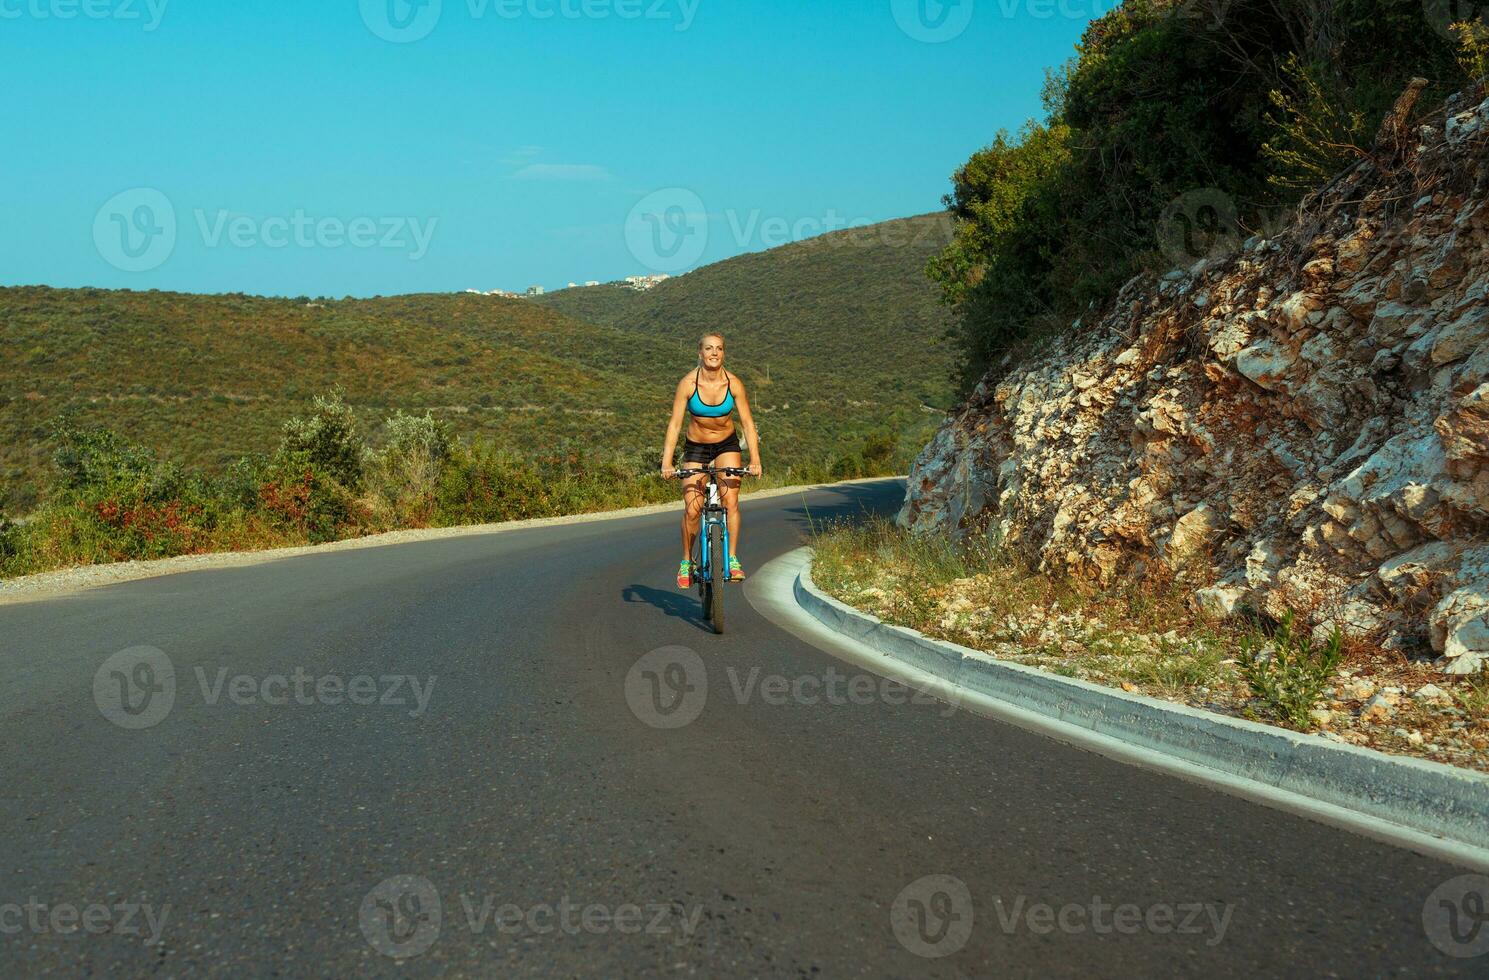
1, 214, 955, 512
537, 212, 958, 412
534, 213, 959, 490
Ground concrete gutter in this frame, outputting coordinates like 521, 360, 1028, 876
770, 547, 1489, 866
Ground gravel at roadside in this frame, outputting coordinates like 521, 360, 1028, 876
0, 477, 896, 606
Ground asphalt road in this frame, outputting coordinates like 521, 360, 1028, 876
1, 479, 1482, 977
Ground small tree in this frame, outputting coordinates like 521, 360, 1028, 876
276, 387, 365, 490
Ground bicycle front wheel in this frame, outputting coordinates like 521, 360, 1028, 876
707, 522, 725, 633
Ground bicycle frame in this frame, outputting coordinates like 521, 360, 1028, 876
693, 474, 731, 587
671, 465, 747, 587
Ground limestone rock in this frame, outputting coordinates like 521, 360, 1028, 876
897, 93, 1489, 673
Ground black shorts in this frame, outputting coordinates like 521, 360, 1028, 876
682, 431, 743, 465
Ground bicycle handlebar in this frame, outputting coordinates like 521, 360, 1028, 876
665, 466, 755, 478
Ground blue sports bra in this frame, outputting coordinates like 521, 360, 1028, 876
687, 368, 735, 418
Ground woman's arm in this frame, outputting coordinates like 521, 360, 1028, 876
660, 376, 691, 478
733, 376, 763, 477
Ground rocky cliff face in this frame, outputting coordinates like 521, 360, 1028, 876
900, 87, 1489, 674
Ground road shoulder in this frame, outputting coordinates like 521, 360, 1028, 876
745, 546, 1489, 871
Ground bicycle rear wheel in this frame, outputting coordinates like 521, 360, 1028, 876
707, 522, 725, 633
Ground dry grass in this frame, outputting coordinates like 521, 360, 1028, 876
811, 517, 1489, 773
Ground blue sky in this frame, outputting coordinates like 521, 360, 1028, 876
1, 0, 1103, 296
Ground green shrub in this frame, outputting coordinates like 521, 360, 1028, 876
216, 454, 272, 511
1452, 19, 1489, 83
366, 411, 454, 524
257, 452, 360, 543
50, 421, 157, 494
0, 512, 18, 568
1261, 55, 1375, 194
435, 441, 550, 524
1238, 611, 1343, 729
932, 0, 1462, 392
275, 388, 365, 491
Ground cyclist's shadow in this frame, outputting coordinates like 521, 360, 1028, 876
621, 584, 715, 633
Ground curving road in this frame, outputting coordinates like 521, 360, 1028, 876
1, 479, 1482, 976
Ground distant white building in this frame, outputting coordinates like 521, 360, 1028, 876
584, 280, 600, 287
526, 285, 545, 296
622, 274, 671, 291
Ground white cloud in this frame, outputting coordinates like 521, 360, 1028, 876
510, 163, 613, 182
498, 145, 545, 166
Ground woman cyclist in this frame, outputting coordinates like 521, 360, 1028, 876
660, 332, 762, 588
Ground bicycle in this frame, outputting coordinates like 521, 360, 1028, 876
668, 465, 752, 634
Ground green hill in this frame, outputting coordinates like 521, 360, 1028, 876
1, 213, 956, 513
537, 212, 957, 412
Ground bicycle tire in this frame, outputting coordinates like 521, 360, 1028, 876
708, 522, 725, 633
695, 536, 709, 620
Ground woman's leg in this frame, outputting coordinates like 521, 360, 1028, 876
681, 471, 706, 561
716, 451, 745, 561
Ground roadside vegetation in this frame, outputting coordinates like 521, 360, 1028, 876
810, 518, 1489, 772
930, 0, 1485, 389
1, 213, 953, 515
0, 390, 902, 579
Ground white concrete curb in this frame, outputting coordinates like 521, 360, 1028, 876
794, 554, 1489, 853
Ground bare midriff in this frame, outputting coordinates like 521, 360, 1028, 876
687, 373, 736, 443
687, 414, 736, 443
